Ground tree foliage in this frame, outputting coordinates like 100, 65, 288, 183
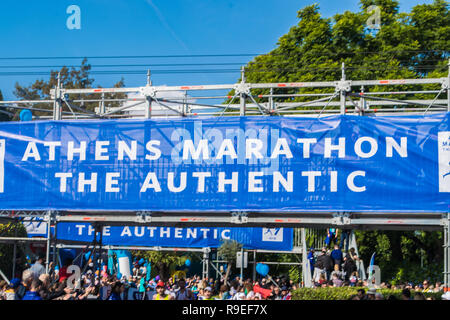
132, 251, 186, 282
217, 240, 242, 282
13, 58, 126, 118
235, 0, 449, 105
354, 230, 444, 283
0, 223, 28, 278
291, 286, 442, 300
0, 90, 12, 121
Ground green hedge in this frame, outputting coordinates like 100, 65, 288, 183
291, 287, 443, 300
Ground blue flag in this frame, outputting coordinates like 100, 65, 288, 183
368, 252, 376, 281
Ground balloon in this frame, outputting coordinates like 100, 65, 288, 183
185, 259, 191, 267
117, 273, 122, 279
19, 109, 32, 121
139, 258, 145, 265
155, 275, 160, 281
256, 263, 269, 276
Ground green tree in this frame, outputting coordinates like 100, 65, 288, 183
0, 90, 14, 121
217, 240, 242, 283
234, 0, 448, 106
132, 251, 185, 282
0, 223, 27, 279
14, 58, 126, 117
354, 230, 444, 283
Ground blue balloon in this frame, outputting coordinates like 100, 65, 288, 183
19, 109, 32, 121
256, 263, 269, 276
139, 258, 145, 265
117, 272, 122, 279
185, 259, 191, 267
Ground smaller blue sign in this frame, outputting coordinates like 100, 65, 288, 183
56, 223, 293, 251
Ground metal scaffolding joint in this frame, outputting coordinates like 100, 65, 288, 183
139, 86, 157, 98
332, 212, 351, 226
234, 83, 250, 96
231, 211, 249, 224
335, 80, 352, 93
136, 211, 152, 223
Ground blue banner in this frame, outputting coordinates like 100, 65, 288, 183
0, 113, 448, 212
56, 223, 293, 251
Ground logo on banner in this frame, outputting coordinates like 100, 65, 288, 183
438, 132, 450, 192
23, 218, 47, 237
262, 228, 283, 242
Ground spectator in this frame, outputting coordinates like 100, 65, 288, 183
30, 255, 46, 279
325, 228, 338, 248
317, 273, 327, 286
108, 282, 124, 300
244, 283, 256, 300
4, 278, 21, 300
331, 273, 343, 287
270, 286, 282, 300
323, 251, 334, 280
280, 286, 291, 300
307, 248, 315, 277
375, 292, 384, 300
433, 282, 442, 292
441, 292, 450, 300
231, 285, 247, 300
357, 288, 366, 300
218, 284, 231, 300
414, 292, 426, 300
175, 278, 193, 300
229, 280, 239, 297
314, 248, 329, 281
401, 288, 411, 300
366, 288, 376, 300
58, 258, 73, 283
16, 269, 33, 300
153, 281, 173, 300
343, 254, 357, 281
198, 286, 215, 300
22, 279, 43, 300
260, 278, 269, 289
330, 244, 343, 271
349, 247, 359, 261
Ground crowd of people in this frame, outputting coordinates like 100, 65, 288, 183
307, 241, 448, 299
0, 255, 294, 300
1, 245, 448, 300
348, 287, 450, 300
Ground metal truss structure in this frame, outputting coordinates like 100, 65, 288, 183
0, 61, 449, 288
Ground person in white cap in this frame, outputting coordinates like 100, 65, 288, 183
198, 286, 214, 300
441, 291, 450, 300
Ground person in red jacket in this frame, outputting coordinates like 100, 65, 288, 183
58, 258, 73, 283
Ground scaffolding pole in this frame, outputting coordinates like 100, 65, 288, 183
202, 247, 210, 280
444, 213, 450, 291
12, 227, 17, 279
447, 58, 450, 112
45, 211, 52, 273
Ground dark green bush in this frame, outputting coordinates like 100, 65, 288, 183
291, 287, 442, 300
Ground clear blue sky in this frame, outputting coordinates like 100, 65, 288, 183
0, 0, 434, 100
